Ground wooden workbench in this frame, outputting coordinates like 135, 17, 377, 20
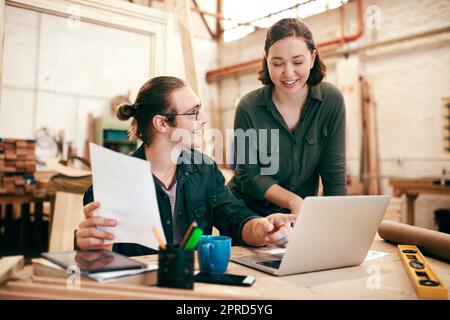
0, 193, 55, 252
389, 178, 450, 226
0, 236, 449, 300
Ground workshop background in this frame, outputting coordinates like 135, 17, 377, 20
0, 0, 449, 260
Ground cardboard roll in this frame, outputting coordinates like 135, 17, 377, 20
379, 220, 450, 261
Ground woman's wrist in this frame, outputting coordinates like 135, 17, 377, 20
287, 196, 303, 215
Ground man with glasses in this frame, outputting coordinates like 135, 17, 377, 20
77, 76, 296, 256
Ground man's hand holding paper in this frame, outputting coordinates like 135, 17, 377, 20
77, 144, 166, 251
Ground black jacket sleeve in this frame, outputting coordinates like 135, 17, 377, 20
210, 162, 260, 246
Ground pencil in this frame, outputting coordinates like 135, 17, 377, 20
180, 221, 198, 248
183, 227, 204, 250
152, 226, 166, 250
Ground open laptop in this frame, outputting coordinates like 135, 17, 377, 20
232, 196, 390, 276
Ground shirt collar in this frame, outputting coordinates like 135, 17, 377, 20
131, 143, 146, 159
309, 83, 323, 102
131, 143, 198, 174
177, 149, 200, 173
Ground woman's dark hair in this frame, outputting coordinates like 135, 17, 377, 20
116, 76, 186, 144
259, 18, 326, 86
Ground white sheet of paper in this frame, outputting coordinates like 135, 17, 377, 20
89, 143, 166, 250
364, 250, 390, 262
87, 263, 158, 283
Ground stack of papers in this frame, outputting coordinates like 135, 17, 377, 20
33, 258, 158, 284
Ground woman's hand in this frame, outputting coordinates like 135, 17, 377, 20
76, 201, 117, 251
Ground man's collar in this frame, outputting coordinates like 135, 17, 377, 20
131, 143, 198, 173
131, 143, 146, 159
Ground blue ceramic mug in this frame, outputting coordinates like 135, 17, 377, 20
197, 235, 231, 273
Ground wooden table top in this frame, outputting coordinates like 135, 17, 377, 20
389, 178, 450, 197
133, 235, 450, 300
2, 236, 448, 300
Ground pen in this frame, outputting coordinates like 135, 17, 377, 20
180, 221, 198, 248
183, 227, 204, 250
152, 226, 166, 250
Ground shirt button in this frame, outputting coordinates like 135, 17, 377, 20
178, 211, 182, 215
185, 172, 189, 176
166, 220, 170, 225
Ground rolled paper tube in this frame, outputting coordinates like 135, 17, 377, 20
378, 220, 450, 261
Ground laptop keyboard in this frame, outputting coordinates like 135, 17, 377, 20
256, 260, 282, 269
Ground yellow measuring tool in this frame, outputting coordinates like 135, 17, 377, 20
398, 245, 448, 299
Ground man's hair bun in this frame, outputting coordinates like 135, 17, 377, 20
116, 103, 135, 120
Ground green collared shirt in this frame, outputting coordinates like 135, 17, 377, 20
228, 82, 347, 208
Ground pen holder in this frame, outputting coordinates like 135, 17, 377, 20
157, 244, 194, 289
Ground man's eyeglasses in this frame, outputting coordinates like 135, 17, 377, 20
161, 108, 200, 121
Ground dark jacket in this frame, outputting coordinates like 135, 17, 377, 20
83, 144, 259, 256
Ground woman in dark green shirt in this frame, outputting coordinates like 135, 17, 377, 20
228, 18, 347, 217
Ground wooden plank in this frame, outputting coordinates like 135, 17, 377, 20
216, 0, 223, 40
0, 0, 4, 92
389, 178, 450, 196
16, 160, 25, 170
0, 256, 24, 286
49, 192, 85, 252
32, 276, 237, 299
16, 149, 26, 157
2, 281, 170, 300
367, 97, 379, 194
406, 194, 418, 225
0, 289, 67, 300
16, 140, 26, 148
84, 113, 95, 162
165, 0, 201, 96
0, 138, 36, 194
1, 274, 252, 300
5, 152, 17, 160
45, 157, 90, 178
360, 77, 380, 195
